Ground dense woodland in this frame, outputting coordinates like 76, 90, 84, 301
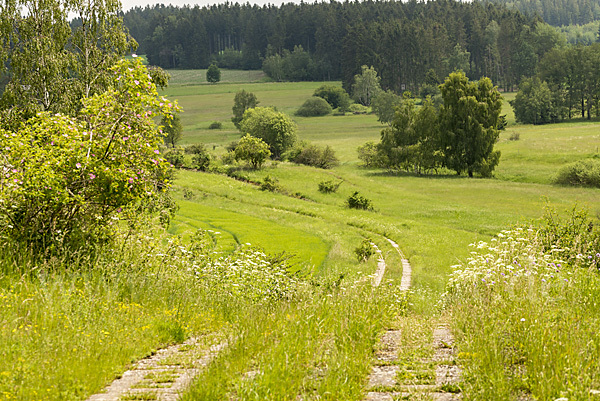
483, 0, 600, 26
123, 0, 566, 92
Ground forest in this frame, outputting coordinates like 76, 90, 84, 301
122, 0, 565, 92
483, 0, 600, 26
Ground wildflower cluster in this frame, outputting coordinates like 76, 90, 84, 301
196, 245, 299, 303
447, 227, 576, 297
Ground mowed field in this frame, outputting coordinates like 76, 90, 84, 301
161, 70, 600, 297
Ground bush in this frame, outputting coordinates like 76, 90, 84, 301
348, 103, 369, 114
313, 85, 351, 111
192, 151, 211, 171
239, 107, 297, 159
290, 143, 339, 169
208, 121, 222, 129
318, 179, 342, 194
164, 149, 185, 167
295, 97, 332, 117
0, 59, 178, 251
185, 144, 208, 155
355, 238, 375, 262
221, 151, 236, 165
357, 141, 385, 168
234, 134, 271, 169
508, 132, 520, 141
206, 63, 221, 83
346, 191, 373, 210
260, 175, 280, 192
554, 159, 600, 188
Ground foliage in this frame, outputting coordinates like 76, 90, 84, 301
348, 103, 369, 114
318, 179, 342, 194
234, 134, 271, 169
164, 149, 185, 167
295, 97, 332, 117
352, 65, 382, 106
239, 107, 297, 159
371, 90, 403, 125
313, 85, 351, 111
346, 191, 373, 210
208, 121, 222, 129
260, 175, 280, 192
554, 159, 600, 188
288, 142, 339, 169
206, 63, 221, 83
439, 71, 502, 177
379, 97, 442, 174
162, 113, 183, 147
0, 58, 178, 251
537, 43, 600, 120
357, 141, 385, 168
262, 45, 327, 82
510, 77, 562, 124
354, 238, 375, 262
0, 0, 136, 125
192, 148, 211, 171
231, 89, 259, 129
124, 1, 552, 93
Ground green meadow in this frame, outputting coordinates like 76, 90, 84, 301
2, 68, 599, 400
162, 70, 600, 293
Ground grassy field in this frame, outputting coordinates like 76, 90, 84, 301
2, 69, 599, 400
161, 70, 600, 292
160, 71, 600, 399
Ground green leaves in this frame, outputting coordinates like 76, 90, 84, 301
0, 59, 179, 251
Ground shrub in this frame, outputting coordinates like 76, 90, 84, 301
0, 59, 178, 251
290, 143, 339, 169
239, 107, 297, 159
554, 159, 600, 188
295, 96, 332, 117
346, 191, 373, 210
208, 121, 222, 129
508, 132, 520, 141
357, 141, 385, 168
348, 103, 369, 114
234, 134, 271, 169
354, 238, 375, 262
318, 179, 342, 194
221, 151, 236, 165
185, 144, 208, 155
164, 149, 185, 167
192, 151, 211, 171
206, 63, 221, 83
313, 85, 351, 111
260, 175, 280, 192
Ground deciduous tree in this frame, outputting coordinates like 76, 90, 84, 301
239, 107, 297, 159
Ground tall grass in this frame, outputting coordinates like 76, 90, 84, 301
446, 215, 600, 399
0, 231, 226, 400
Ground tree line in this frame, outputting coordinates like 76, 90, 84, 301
122, 0, 563, 92
482, 0, 600, 27
512, 43, 600, 123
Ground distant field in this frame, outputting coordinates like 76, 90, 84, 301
167, 69, 268, 86
162, 70, 600, 295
